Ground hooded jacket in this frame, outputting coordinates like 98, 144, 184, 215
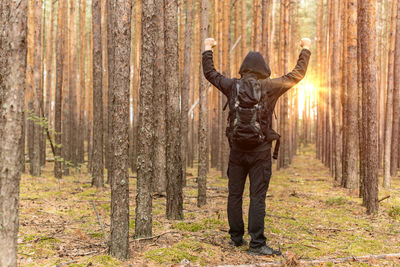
202, 48, 311, 152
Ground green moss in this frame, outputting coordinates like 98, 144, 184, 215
388, 206, 400, 220
100, 203, 110, 212
77, 188, 97, 197
173, 222, 204, 232
173, 217, 224, 232
325, 196, 348, 206
145, 241, 214, 264
82, 255, 122, 267
129, 219, 135, 229
89, 232, 103, 238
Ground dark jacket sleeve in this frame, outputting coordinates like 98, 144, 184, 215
267, 49, 311, 100
202, 50, 234, 97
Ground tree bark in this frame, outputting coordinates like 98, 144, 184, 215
391, 0, 400, 177
359, 0, 379, 214
55, 0, 66, 179
135, 0, 156, 237
153, 0, 167, 194
106, 0, 115, 184
109, 0, 131, 259
383, 0, 398, 188
91, 0, 104, 187
331, 0, 342, 182
31, 0, 43, 177
77, 0, 86, 165
198, 0, 209, 208
0, 0, 27, 265
181, 0, 194, 186
344, 0, 359, 190
165, 0, 184, 220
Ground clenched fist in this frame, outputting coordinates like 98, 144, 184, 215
300, 38, 311, 50
204, 38, 217, 51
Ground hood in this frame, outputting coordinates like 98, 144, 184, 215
239, 51, 271, 79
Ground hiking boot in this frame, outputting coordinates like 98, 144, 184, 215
229, 238, 248, 247
248, 245, 282, 256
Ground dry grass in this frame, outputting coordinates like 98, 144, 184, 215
17, 145, 400, 266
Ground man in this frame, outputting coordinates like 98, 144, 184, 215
202, 37, 311, 256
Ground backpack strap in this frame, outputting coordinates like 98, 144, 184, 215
223, 79, 240, 111
273, 138, 280, 160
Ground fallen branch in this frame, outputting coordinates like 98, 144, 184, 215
378, 195, 390, 202
132, 231, 179, 242
91, 200, 108, 242
70, 251, 98, 257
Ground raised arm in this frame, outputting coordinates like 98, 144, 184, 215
202, 38, 234, 97
268, 38, 312, 99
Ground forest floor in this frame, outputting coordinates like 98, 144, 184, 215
17, 145, 400, 267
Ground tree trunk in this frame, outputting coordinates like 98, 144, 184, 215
241, 0, 247, 59
55, 0, 66, 179
31, 0, 43, 177
331, 0, 342, 182
383, 0, 398, 187
165, 0, 184, 220
391, 0, 400, 177
359, 0, 379, 214
153, 0, 167, 194
131, 0, 142, 174
91, 0, 104, 187
0, 0, 27, 265
77, 0, 86, 165
135, 0, 156, 237
253, 0, 261, 51
106, 0, 115, 184
198, 0, 209, 208
182, 0, 194, 186
344, 0, 359, 190
109, 0, 131, 259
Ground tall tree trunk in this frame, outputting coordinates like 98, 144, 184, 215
241, 0, 247, 59
165, 0, 184, 220
383, 0, 398, 188
253, 0, 261, 51
280, 0, 290, 168
135, 0, 156, 237
131, 0, 142, 173
106, 0, 115, 184
332, 0, 342, 182
153, 0, 167, 194
221, 0, 231, 178
31, 0, 43, 177
391, 0, 400, 177
62, 0, 71, 175
0, 1, 27, 265
109, 0, 131, 259
77, 0, 86, 164
182, 0, 194, 185
359, 0, 379, 214
55, 0, 66, 179
344, 0, 359, 190
261, 0, 271, 61
91, 0, 104, 187
198, 0, 208, 208
69, 0, 78, 167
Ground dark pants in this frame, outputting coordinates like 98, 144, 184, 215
227, 149, 272, 248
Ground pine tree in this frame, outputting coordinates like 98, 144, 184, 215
109, 0, 131, 259
91, 0, 104, 187
0, 0, 27, 264
165, 0, 184, 220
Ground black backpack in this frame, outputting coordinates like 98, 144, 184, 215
226, 78, 265, 149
